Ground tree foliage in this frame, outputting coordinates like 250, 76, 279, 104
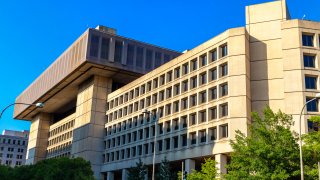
303, 116, 320, 179
225, 106, 300, 180
0, 157, 94, 180
157, 157, 175, 180
128, 158, 147, 180
186, 158, 217, 180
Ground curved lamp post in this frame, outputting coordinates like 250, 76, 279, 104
0, 102, 44, 119
299, 93, 320, 180
142, 109, 158, 180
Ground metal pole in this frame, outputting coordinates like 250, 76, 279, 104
299, 97, 317, 180
182, 161, 184, 180
0, 102, 44, 119
318, 161, 320, 180
152, 113, 157, 180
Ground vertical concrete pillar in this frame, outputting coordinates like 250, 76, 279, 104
122, 41, 128, 65
215, 154, 227, 175
185, 159, 195, 174
107, 171, 114, 180
122, 169, 128, 180
26, 113, 51, 165
72, 76, 112, 179
109, 37, 115, 62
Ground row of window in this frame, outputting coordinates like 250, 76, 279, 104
48, 131, 73, 147
106, 103, 228, 138
107, 81, 228, 123
0, 153, 22, 159
107, 44, 228, 110
49, 120, 75, 138
104, 124, 228, 163
0, 138, 26, 146
0, 160, 23, 166
0, 147, 25, 153
302, 33, 320, 47
47, 141, 72, 157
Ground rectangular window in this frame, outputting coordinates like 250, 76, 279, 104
302, 33, 314, 47
173, 118, 179, 130
220, 44, 228, 57
209, 107, 217, 120
182, 63, 189, 75
173, 136, 179, 148
182, 80, 188, 93
200, 54, 207, 67
190, 94, 197, 107
308, 119, 319, 132
209, 87, 217, 100
152, 93, 158, 105
155, 52, 162, 68
220, 124, 228, 138
304, 54, 316, 68
305, 76, 317, 89
306, 97, 318, 112
181, 134, 187, 147
144, 144, 149, 155
174, 84, 180, 96
174, 67, 180, 79
160, 75, 165, 86
136, 47, 144, 68
173, 101, 179, 113
114, 40, 123, 63
191, 59, 198, 71
190, 132, 197, 145
146, 49, 153, 70
210, 49, 217, 62
100, 37, 110, 59
159, 123, 163, 134
220, 63, 228, 77
159, 91, 165, 102
199, 72, 207, 85
158, 140, 163, 151
166, 87, 172, 98
127, 44, 134, 66
189, 113, 197, 126
165, 121, 171, 133
199, 130, 206, 143
165, 103, 172, 115
190, 76, 197, 89
181, 116, 188, 128
199, 90, 207, 104
199, 110, 206, 123
209, 127, 217, 141
220, 83, 228, 97
165, 138, 170, 150
153, 78, 158, 89
147, 81, 152, 92
220, 103, 228, 117
181, 98, 188, 110
90, 35, 100, 57
167, 71, 173, 83
209, 68, 217, 81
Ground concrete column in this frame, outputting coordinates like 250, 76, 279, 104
215, 154, 227, 175
121, 41, 127, 65
108, 37, 115, 62
26, 113, 51, 165
185, 159, 195, 174
107, 171, 114, 180
122, 169, 128, 180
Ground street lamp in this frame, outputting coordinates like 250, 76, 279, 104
299, 93, 320, 180
0, 102, 44, 119
142, 109, 158, 180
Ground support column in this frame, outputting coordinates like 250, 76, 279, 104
26, 113, 51, 165
107, 171, 114, 180
108, 38, 115, 62
215, 154, 227, 175
122, 169, 128, 180
185, 159, 195, 174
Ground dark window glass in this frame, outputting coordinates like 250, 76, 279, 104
220, 103, 228, 117
305, 76, 317, 89
183, 63, 189, 75
220, 83, 228, 97
200, 55, 207, 67
211, 49, 217, 62
209, 127, 217, 141
181, 134, 187, 147
221, 63, 228, 77
136, 47, 143, 68
304, 55, 315, 68
220, 124, 228, 138
127, 44, 134, 66
302, 34, 314, 46
100, 38, 110, 59
146, 49, 153, 69
306, 97, 318, 112
155, 52, 162, 67
308, 120, 319, 132
210, 68, 217, 81
210, 87, 217, 100
221, 44, 228, 57
114, 41, 123, 63
90, 35, 100, 57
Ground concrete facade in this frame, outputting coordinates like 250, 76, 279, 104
13, 0, 320, 179
0, 130, 29, 167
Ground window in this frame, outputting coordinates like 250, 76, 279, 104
155, 52, 162, 68
136, 47, 144, 68
190, 94, 197, 107
308, 119, 319, 132
182, 63, 189, 75
158, 140, 163, 151
191, 59, 198, 71
181, 116, 188, 128
304, 54, 316, 68
174, 84, 180, 96
173, 136, 179, 148
209, 127, 217, 141
140, 85, 145, 95
167, 71, 173, 83
159, 107, 164, 118
209, 107, 217, 120
220, 83, 228, 97
199, 110, 206, 123
190, 76, 197, 89
189, 113, 197, 126
210, 49, 217, 62
306, 97, 318, 112
165, 138, 170, 150
152, 93, 158, 105
165, 121, 171, 133
209, 87, 217, 100
173, 101, 179, 113
147, 81, 152, 91
127, 44, 134, 66
173, 118, 179, 130
220, 124, 228, 138
166, 87, 172, 98
220, 44, 228, 57
220, 103, 228, 117
200, 54, 207, 67
101, 37, 110, 60
181, 134, 187, 147
181, 98, 188, 110
199, 72, 207, 85
190, 132, 197, 145
305, 76, 317, 89
146, 49, 153, 70
159, 123, 163, 134
199, 130, 206, 143
302, 33, 314, 47
153, 78, 158, 89
90, 35, 99, 57
174, 67, 180, 79
209, 68, 217, 81
160, 75, 165, 86
220, 63, 228, 77
146, 96, 151, 107
165, 104, 172, 115
159, 91, 165, 102
144, 144, 149, 155
182, 80, 188, 93
114, 40, 123, 63
199, 91, 207, 104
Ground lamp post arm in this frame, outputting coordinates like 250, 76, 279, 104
0, 102, 42, 119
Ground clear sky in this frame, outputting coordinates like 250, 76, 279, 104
0, 0, 319, 133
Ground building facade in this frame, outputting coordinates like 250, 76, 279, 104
0, 130, 29, 167
13, 0, 320, 179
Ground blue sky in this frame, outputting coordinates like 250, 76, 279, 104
0, 0, 319, 133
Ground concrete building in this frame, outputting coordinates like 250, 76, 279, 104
13, 0, 320, 179
0, 130, 29, 167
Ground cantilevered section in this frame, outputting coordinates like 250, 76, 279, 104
14, 26, 181, 120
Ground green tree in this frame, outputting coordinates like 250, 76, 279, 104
225, 106, 300, 180
186, 158, 217, 180
157, 157, 174, 180
303, 116, 320, 179
128, 158, 147, 180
